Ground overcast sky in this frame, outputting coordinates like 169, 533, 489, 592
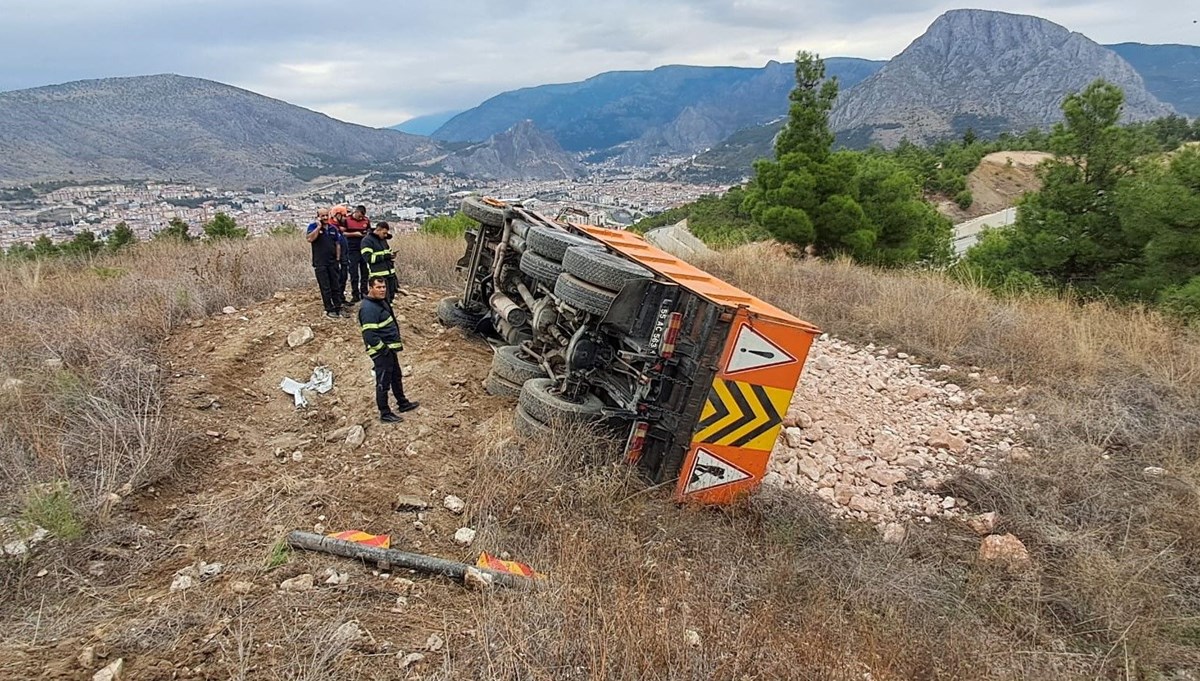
1, 1, 1196, 127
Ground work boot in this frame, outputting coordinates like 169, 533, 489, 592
396, 400, 420, 413
380, 412, 403, 424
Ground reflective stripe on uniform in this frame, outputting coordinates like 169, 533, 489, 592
386, 341, 403, 350
363, 248, 391, 263
369, 268, 395, 277
361, 316, 394, 332
366, 341, 384, 356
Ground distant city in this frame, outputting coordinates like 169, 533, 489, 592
0, 164, 729, 248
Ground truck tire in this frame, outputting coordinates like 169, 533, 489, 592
562, 246, 653, 291
518, 250, 564, 287
461, 196, 505, 227
518, 378, 605, 425
484, 372, 522, 397
437, 296, 484, 329
526, 225, 598, 261
554, 273, 618, 316
513, 404, 552, 438
491, 345, 546, 385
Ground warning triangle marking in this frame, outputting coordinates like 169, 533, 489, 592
725, 324, 797, 375
684, 448, 753, 495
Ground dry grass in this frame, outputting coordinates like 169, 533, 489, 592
2, 233, 1198, 678
0, 234, 460, 586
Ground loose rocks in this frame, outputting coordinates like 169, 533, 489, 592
765, 336, 1032, 529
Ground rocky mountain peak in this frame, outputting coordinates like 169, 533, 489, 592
441, 120, 583, 180
829, 8, 1176, 147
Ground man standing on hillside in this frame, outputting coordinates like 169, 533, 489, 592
343, 205, 371, 302
359, 276, 419, 423
306, 208, 346, 318
360, 221, 397, 303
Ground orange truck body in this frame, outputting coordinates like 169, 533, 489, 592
577, 226, 820, 504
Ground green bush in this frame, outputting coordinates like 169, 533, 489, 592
420, 212, 474, 238
23, 482, 84, 541
954, 190, 974, 210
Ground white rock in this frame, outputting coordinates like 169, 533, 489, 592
77, 646, 95, 668
812, 356, 835, 371
782, 427, 806, 448
345, 425, 366, 448
941, 496, 957, 509
464, 566, 494, 590
287, 326, 314, 348
170, 574, 196, 592
443, 495, 466, 514
92, 658, 124, 681
44, 358, 64, 369
966, 512, 998, 535
796, 456, 823, 482
683, 629, 702, 648
868, 468, 907, 486
0, 378, 24, 394
230, 580, 255, 594
1143, 466, 1168, 477
425, 633, 445, 652
332, 621, 364, 645
453, 527, 477, 546
222, 306, 237, 315
402, 365, 414, 378
978, 533, 1032, 571
848, 495, 880, 514
199, 562, 223, 579
279, 573, 315, 591
290, 450, 304, 462
399, 652, 425, 668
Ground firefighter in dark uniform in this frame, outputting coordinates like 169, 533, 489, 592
359, 276, 419, 423
360, 221, 397, 303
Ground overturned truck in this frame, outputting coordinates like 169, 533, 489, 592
437, 197, 821, 505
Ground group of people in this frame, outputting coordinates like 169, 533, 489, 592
305, 204, 396, 317
307, 205, 418, 424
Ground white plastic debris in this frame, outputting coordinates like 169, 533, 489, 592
279, 366, 334, 407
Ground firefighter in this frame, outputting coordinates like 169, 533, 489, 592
360, 221, 397, 302
359, 276, 419, 423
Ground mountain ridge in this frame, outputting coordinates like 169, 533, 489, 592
0, 74, 442, 189
829, 9, 1175, 147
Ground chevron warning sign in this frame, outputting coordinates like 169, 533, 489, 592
328, 530, 390, 548
692, 378, 792, 451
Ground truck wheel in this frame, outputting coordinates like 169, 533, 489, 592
491, 345, 546, 384
518, 377, 605, 425
484, 372, 522, 397
513, 404, 552, 438
437, 296, 484, 329
461, 196, 505, 227
562, 246, 653, 291
518, 250, 564, 287
526, 225, 599, 261
554, 273, 618, 316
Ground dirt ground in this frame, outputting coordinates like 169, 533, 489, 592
936, 150, 1052, 222
2, 287, 517, 679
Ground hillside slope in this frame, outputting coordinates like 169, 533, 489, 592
0, 74, 443, 189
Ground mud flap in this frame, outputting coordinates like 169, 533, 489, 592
602, 279, 677, 342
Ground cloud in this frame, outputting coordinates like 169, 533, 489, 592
0, 1, 1193, 127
